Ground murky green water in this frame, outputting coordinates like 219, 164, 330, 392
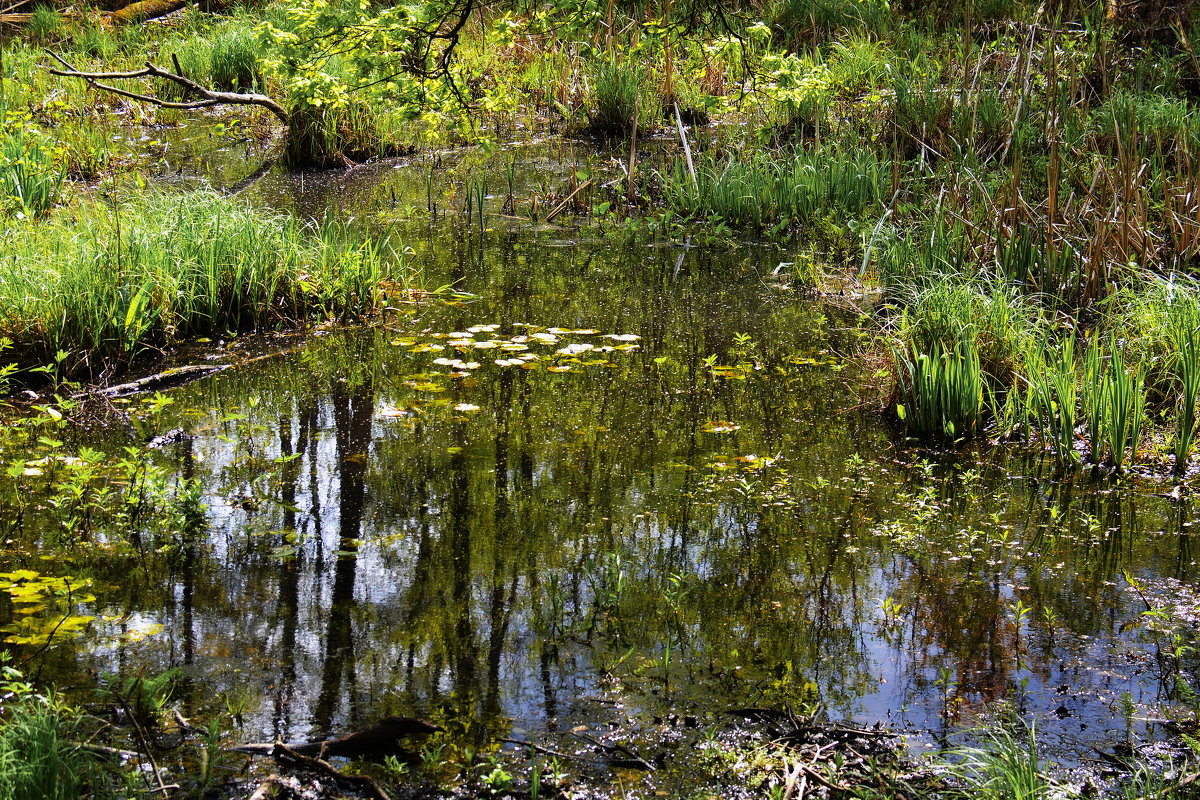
6, 134, 1200, 791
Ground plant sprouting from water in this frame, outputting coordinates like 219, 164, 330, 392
894, 332, 983, 440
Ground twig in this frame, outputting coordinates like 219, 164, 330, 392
73, 741, 142, 760
571, 731, 654, 771
273, 742, 393, 800
544, 178, 594, 223
782, 761, 806, 800
248, 774, 291, 800
125, 702, 172, 796
172, 709, 196, 735
794, 763, 847, 792
499, 737, 579, 761
673, 102, 697, 191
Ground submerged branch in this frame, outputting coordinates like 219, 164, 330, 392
44, 51, 289, 124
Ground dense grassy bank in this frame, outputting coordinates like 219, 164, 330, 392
0, 190, 404, 374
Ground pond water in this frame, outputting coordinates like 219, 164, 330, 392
7, 131, 1200, 792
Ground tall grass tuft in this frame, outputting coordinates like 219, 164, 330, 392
771, 0, 893, 41
894, 332, 984, 440
0, 128, 63, 218
662, 146, 887, 229
1173, 326, 1200, 472
165, 36, 214, 98
945, 721, 1048, 800
1090, 337, 1145, 470
0, 191, 406, 372
208, 23, 262, 91
26, 4, 64, 44
1083, 336, 1106, 463
0, 692, 112, 800
283, 99, 408, 168
1026, 335, 1080, 465
590, 59, 653, 136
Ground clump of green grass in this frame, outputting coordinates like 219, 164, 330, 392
590, 58, 655, 136
1081, 336, 1145, 470
1025, 335, 1080, 466
894, 332, 983, 440
55, 123, 119, 181
894, 280, 1037, 389
1172, 325, 1200, 472
166, 36, 214, 93
0, 190, 407, 372
0, 690, 115, 800
26, 4, 64, 44
208, 22, 262, 91
283, 97, 410, 168
943, 721, 1049, 800
771, 0, 893, 41
0, 127, 63, 218
890, 64, 953, 160
72, 23, 117, 61
662, 146, 887, 229
827, 36, 892, 96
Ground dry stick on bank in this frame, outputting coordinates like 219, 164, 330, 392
270, 742, 393, 800
44, 50, 289, 124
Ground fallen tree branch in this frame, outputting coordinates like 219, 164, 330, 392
82, 364, 230, 400
271, 742, 393, 800
45, 50, 289, 124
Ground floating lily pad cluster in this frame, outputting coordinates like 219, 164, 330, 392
380, 324, 644, 419
392, 323, 642, 378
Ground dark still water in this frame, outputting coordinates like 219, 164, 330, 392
5, 138, 1199, 793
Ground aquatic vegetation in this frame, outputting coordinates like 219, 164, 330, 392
1079, 337, 1146, 470
26, 4, 64, 45
0, 660, 132, 800
11, 4, 1200, 796
893, 333, 983, 440
1103, 343, 1146, 471
207, 21, 262, 91
771, 0, 893, 40
942, 721, 1051, 800
590, 58, 653, 135
0, 190, 405, 372
662, 146, 887, 230
0, 128, 63, 218
0, 695, 104, 800
1025, 335, 1079, 466
1173, 327, 1200, 472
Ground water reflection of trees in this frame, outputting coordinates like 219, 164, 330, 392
19, 230, 1197, 756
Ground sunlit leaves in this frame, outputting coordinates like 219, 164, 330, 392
0, 571, 95, 646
